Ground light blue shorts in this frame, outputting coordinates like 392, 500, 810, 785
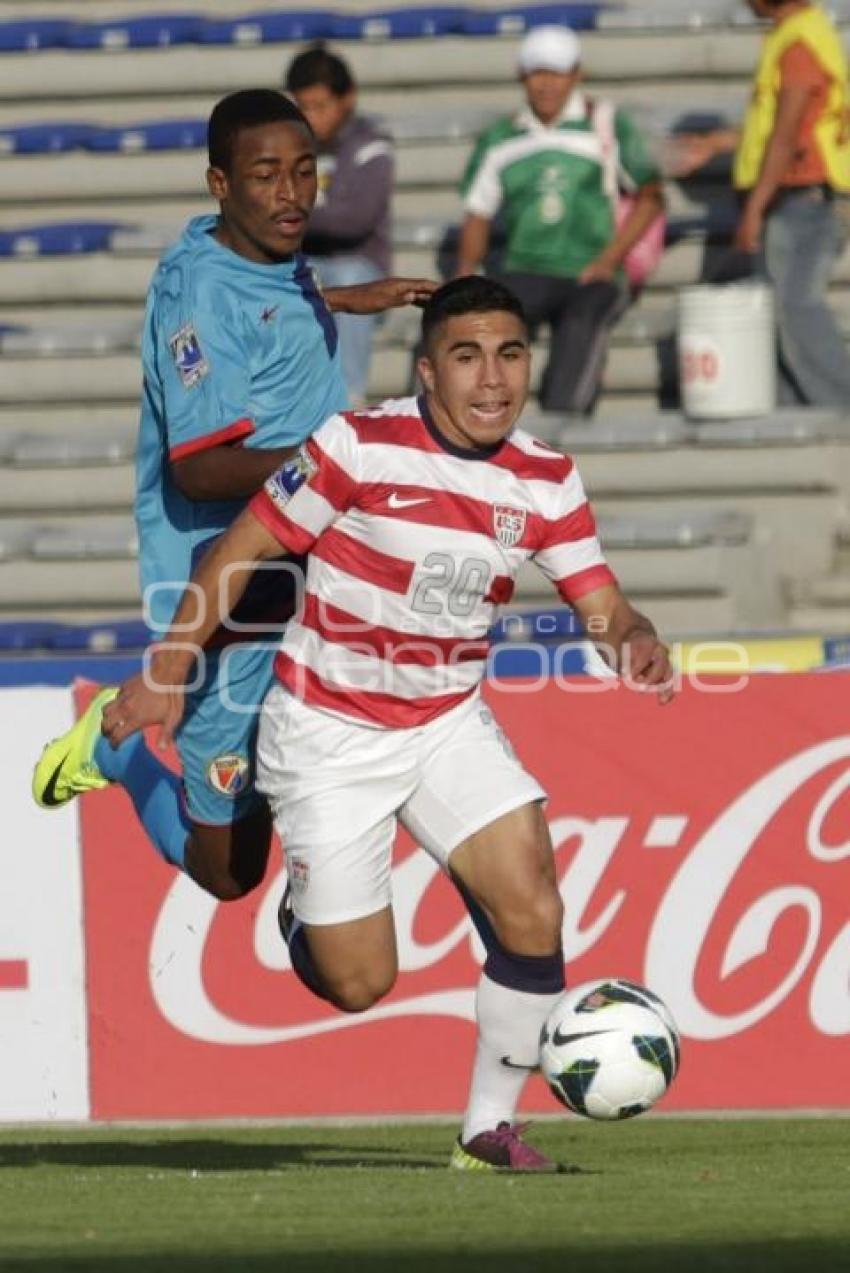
176, 642, 276, 826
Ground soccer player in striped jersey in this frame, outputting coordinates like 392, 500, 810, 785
104, 276, 674, 1172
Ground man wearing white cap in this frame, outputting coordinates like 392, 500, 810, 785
456, 25, 664, 416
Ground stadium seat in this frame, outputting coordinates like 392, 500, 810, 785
45, 618, 150, 651
386, 107, 500, 142
490, 608, 584, 642
542, 416, 696, 451
0, 618, 67, 651
198, 10, 336, 45
31, 520, 138, 561
598, 509, 751, 549
694, 410, 850, 447
0, 321, 141, 356
328, 7, 469, 38
0, 521, 36, 563
460, 4, 605, 35
0, 123, 97, 156
598, 1, 738, 30
0, 223, 127, 258
8, 433, 136, 467
86, 119, 207, 154
65, 14, 205, 50
0, 19, 71, 52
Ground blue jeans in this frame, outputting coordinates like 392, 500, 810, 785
759, 188, 850, 406
310, 254, 383, 403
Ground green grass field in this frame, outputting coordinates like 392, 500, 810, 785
0, 1119, 847, 1272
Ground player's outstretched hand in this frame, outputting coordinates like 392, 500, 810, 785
102, 671, 186, 751
326, 277, 437, 315
626, 630, 675, 706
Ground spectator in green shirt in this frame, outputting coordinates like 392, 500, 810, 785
456, 25, 664, 417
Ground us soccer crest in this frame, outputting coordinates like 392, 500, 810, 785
493, 504, 526, 549
265, 446, 318, 511
169, 321, 208, 388
206, 754, 252, 798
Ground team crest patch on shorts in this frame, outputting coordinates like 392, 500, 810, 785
493, 504, 527, 549
289, 856, 309, 891
206, 754, 252, 798
265, 446, 318, 510
169, 322, 208, 388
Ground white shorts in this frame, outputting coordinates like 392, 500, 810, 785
255, 687, 546, 926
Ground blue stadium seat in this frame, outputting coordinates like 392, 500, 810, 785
490, 608, 583, 642
47, 619, 150, 653
199, 10, 335, 44
0, 621, 67, 652
328, 7, 468, 38
0, 619, 149, 653
66, 14, 204, 50
86, 118, 206, 153
0, 122, 96, 155
0, 20, 71, 52
460, 4, 604, 34
0, 222, 127, 258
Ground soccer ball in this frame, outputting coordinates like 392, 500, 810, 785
539, 978, 680, 1120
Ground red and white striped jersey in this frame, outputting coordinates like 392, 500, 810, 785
249, 395, 615, 728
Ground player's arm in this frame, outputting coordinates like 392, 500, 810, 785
572, 583, 674, 705
323, 277, 436, 315
103, 507, 283, 748
171, 442, 300, 501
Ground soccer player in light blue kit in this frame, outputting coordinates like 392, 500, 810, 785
33, 90, 434, 899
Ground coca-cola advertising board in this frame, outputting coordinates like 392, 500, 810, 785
73, 674, 850, 1120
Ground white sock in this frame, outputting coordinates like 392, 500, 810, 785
461, 972, 562, 1143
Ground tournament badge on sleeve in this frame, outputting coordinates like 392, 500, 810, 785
264, 446, 318, 512
169, 322, 209, 389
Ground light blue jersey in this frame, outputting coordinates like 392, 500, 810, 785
134, 214, 348, 824
136, 214, 348, 632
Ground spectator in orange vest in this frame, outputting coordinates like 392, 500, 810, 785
675, 1, 850, 406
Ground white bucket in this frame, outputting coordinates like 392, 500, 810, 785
678, 283, 776, 419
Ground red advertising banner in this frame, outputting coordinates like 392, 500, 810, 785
79, 674, 850, 1119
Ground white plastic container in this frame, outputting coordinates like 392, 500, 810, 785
678, 283, 776, 419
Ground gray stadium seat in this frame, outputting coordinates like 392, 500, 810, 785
9, 432, 136, 467
694, 410, 850, 447
30, 519, 138, 560
0, 520, 36, 561
545, 415, 697, 452
598, 509, 751, 549
0, 320, 141, 356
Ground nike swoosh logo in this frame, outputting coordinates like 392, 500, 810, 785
39, 752, 69, 807
551, 1027, 615, 1048
388, 493, 429, 510
500, 1055, 539, 1072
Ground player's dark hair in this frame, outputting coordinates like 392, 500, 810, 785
285, 43, 355, 97
207, 89, 312, 171
421, 276, 529, 351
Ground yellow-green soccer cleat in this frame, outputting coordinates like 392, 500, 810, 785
32, 686, 119, 809
449, 1122, 559, 1173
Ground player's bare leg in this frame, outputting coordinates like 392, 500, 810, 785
296, 906, 398, 1013
446, 801, 565, 1172
185, 802, 273, 901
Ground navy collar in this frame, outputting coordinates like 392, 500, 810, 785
417, 395, 506, 461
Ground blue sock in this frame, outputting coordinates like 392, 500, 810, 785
94, 733, 190, 869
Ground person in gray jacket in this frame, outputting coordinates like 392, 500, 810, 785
286, 44, 395, 405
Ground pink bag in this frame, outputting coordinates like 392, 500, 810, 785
615, 193, 667, 289
593, 99, 666, 290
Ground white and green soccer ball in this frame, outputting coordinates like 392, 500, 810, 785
539, 978, 681, 1121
